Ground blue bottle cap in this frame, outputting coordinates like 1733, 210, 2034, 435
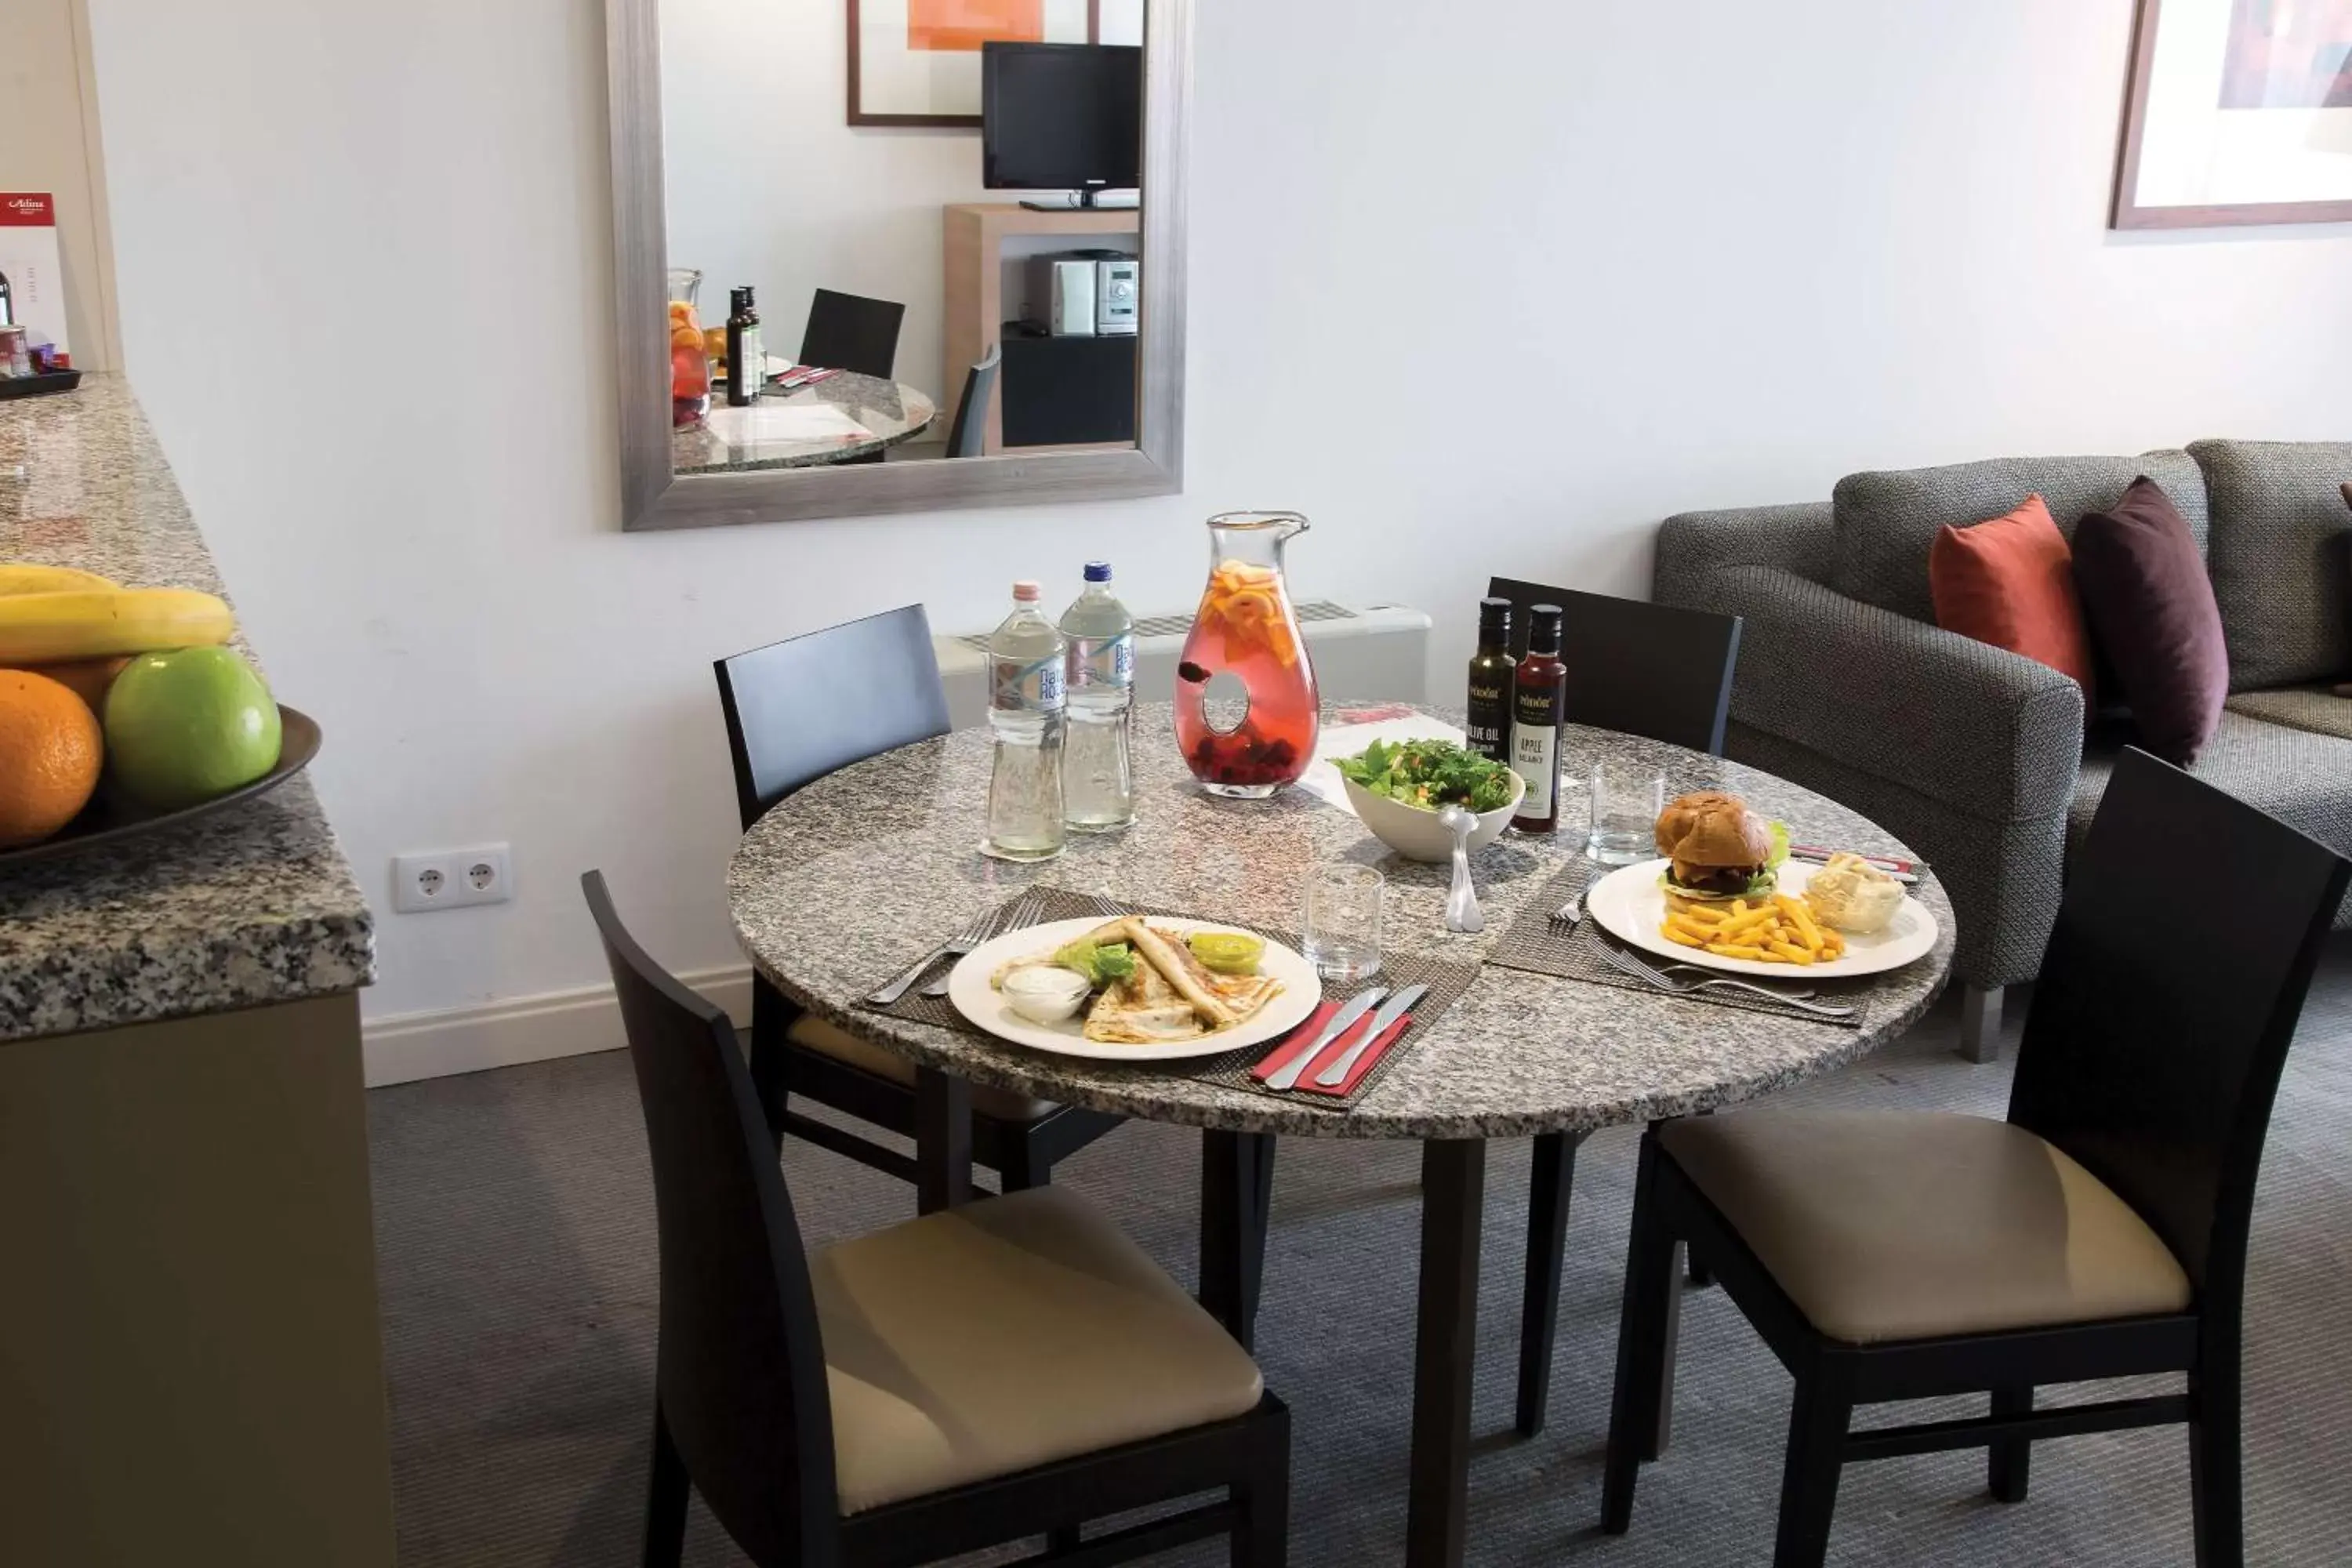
1083, 561, 1112, 583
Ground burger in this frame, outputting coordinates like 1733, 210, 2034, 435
1653, 791, 1787, 906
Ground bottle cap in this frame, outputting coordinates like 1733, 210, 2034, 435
1083, 561, 1112, 583
1528, 603, 1564, 652
1011, 580, 1042, 602
1477, 596, 1513, 634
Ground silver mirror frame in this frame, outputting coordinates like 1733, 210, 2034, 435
604, 0, 1190, 531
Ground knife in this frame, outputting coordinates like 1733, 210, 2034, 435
1315, 982, 1430, 1088
1265, 987, 1388, 1091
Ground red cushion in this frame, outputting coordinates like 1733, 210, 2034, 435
1928, 495, 2098, 702
2072, 477, 2230, 765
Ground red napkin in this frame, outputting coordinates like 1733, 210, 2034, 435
1250, 1000, 1416, 1098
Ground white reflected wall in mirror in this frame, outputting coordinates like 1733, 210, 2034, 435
608, 0, 1189, 530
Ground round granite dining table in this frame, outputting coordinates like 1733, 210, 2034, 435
730, 703, 1955, 1568
672, 371, 936, 474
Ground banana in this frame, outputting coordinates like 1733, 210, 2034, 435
0, 588, 235, 664
0, 563, 120, 596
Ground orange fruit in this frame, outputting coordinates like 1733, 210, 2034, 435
0, 669, 104, 847
8, 655, 130, 718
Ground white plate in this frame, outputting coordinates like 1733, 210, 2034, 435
1584, 858, 1938, 980
946, 915, 1323, 1062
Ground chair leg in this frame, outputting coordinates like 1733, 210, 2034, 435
1988, 1385, 2032, 1503
746, 980, 793, 1153
642, 1401, 690, 1568
1200, 1131, 1276, 1351
1684, 1111, 1715, 1287
1233, 1409, 1291, 1568
998, 1130, 1046, 1192
1601, 1131, 1678, 1534
1771, 1365, 1853, 1568
1959, 983, 2004, 1064
2190, 1366, 2245, 1568
1515, 1131, 1579, 1436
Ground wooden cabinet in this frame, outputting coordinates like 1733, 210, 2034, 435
942, 202, 1139, 455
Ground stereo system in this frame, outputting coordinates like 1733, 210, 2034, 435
1025, 250, 1139, 338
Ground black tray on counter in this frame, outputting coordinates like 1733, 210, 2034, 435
0, 370, 84, 401
0, 705, 321, 868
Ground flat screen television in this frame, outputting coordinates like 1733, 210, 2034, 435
982, 43, 1143, 203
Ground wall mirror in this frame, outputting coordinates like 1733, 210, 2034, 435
605, 0, 1190, 531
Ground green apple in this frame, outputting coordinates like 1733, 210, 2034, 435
103, 647, 283, 809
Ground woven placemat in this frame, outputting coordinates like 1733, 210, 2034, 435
858, 885, 1481, 1110
1486, 861, 1871, 1029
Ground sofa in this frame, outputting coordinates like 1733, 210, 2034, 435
1654, 440, 2352, 1060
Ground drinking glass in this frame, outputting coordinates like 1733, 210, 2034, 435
1587, 761, 1664, 864
1301, 863, 1385, 982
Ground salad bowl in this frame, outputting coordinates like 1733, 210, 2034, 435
1336, 738, 1534, 860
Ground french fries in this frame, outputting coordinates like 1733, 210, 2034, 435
1661, 895, 1847, 964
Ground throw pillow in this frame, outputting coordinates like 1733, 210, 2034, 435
2072, 476, 2230, 765
1927, 494, 2098, 702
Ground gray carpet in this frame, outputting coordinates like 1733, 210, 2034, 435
368, 944, 2352, 1566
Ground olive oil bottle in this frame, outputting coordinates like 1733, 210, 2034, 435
1465, 597, 1516, 765
724, 286, 763, 408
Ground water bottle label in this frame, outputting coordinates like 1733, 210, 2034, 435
1069, 632, 1135, 691
994, 654, 1066, 712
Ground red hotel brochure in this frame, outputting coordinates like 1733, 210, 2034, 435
0, 194, 74, 361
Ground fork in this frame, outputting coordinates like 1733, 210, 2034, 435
1597, 940, 1855, 1018
1549, 892, 1584, 929
868, 899, 1007, 1005
920, 886, 1052, 997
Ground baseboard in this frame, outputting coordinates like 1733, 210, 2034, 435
361, 965, 755, 1087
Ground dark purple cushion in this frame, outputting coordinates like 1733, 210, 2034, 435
2072, 476, 2229, 765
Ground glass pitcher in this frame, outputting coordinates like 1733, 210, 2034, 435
1174, 511, 1320, 797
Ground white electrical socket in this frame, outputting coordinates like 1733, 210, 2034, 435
392, 844, 514, 913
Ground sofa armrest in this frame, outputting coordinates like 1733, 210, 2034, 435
1679, 564, 2085, 823
1654, 500, 1836, 606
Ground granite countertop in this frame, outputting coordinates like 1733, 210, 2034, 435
0, 376, 374, 1042
731, 706, 1955, 1140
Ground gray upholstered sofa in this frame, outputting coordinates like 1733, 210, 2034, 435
1654, 441, 2352, 1060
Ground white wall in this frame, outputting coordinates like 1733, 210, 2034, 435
85, 0, 2352, 1057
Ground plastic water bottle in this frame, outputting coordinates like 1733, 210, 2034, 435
983, 580, 1068, 862
1060, 562, 1137, 832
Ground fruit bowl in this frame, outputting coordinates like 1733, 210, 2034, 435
0, 705, 321, 867
1342, 770, 1526, 863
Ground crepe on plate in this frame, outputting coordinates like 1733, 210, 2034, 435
993, 916, 1283, 1043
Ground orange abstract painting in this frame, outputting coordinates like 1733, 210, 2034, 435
908, 0, 1044, 53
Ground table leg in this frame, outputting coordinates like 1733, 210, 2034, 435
1199, 1130, 1276, 1351
1516, 1130, 1584, 1437
1408, 1138, 1485, 1568
914, 1067, 973, 1215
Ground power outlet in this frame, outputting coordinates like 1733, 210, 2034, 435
392, 844, 514, 913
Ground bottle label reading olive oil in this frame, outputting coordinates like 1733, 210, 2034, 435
737, 327, 762, 389
1511, 690, 1561, 819
1466, 675, 1510, 762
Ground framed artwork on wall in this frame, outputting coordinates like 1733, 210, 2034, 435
848, 0, 1145, 126
2114, 0, 2352, 227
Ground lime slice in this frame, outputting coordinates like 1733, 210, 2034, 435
1188, 931, 1265, 975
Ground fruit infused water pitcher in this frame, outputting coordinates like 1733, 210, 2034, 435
1174, 511, 1319, 798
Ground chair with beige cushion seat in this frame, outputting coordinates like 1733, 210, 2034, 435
716, 606, 1123, 1196
1601, 747, 2351, 1568
584, 869, 1290, 1568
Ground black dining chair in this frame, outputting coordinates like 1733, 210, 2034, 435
800, 289, 906, 381
1599, 747, 2350, 1568
584, 870, 1293, 1568
944, 342, 1003, 459
1484, 577, 1744, 1437
714, 605, 1127, 1200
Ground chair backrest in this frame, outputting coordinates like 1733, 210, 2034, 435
583, 871, 839, 1566
799, 289, 906, 380
945, 342, 1003, 459
713, 605, 953, 829
2009, 748, 2350, 1301
1486, 578, 1743, 757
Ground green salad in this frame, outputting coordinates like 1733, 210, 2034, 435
1053, 936, 1138, 985
1334, 738, 1519, 814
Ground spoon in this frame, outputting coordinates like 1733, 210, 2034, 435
1439, 805, 1483, 934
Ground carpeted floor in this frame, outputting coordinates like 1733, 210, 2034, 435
368, 941, 2352, 1566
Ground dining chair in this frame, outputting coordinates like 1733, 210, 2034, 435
1599, 747, 2350, 1568
1485, 576, 1744, 1437
714, 605, 1125, 1202
944, 342, 1003, 459
584, 870, 1293, 1568
799, 288, 906, 380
